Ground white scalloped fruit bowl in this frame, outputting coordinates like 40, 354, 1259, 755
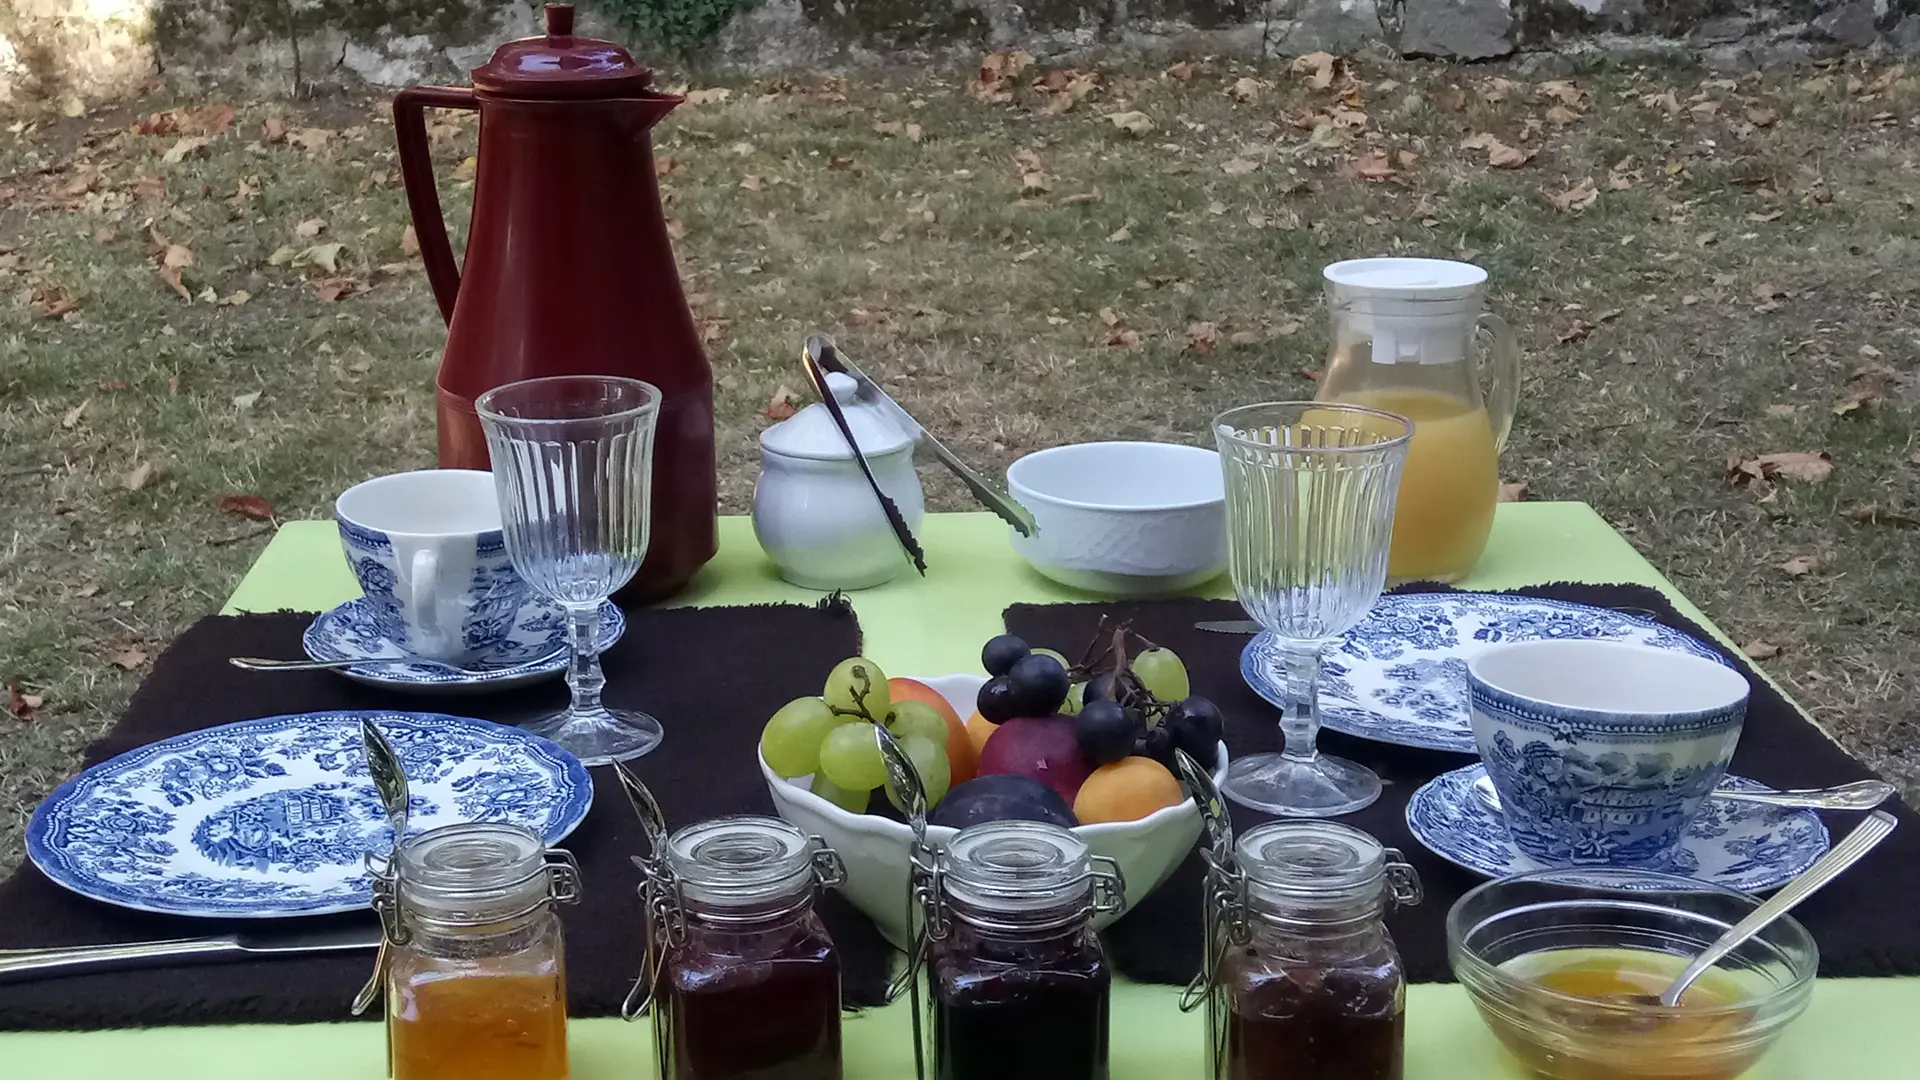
760, 673, 1229, 948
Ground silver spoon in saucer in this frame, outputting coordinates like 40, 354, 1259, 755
1471, 772, 1894, 814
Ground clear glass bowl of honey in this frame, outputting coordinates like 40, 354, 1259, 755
1447, 868, 1817, 1080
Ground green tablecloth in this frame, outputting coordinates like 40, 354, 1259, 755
10, 505, 1916, 1078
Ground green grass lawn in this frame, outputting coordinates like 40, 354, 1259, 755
2, 53, 1916, 871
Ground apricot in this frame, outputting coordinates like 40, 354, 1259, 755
1072, 756, 1185, 825
964, 710, 997, 760
892, 678, 977, 788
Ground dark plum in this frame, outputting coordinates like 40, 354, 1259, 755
981, 635, 1031, 678
929, 773, 1078, 830
1163, 696, 1225, 765
1074, 700, 1143, 767
976, 675, 1021, 724
1006, 654, 1070, 716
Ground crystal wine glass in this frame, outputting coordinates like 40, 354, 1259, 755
1213, 401, 1412, 816
477, 375, 662, 765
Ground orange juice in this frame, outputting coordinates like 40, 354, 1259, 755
1328, 387, 1498, 582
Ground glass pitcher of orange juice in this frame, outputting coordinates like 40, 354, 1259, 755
1316, 258, 1519, 583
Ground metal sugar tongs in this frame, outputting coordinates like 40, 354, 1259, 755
805, 335, 1038, 538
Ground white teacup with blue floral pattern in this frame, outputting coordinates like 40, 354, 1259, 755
335, 469, 529, 665
1468, 639, 1748, 868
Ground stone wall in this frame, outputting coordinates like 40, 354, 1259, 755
4, 0, 1919, 108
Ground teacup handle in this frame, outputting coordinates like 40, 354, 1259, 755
408, 549, 444, 646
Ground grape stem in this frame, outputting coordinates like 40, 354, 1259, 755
827, 662, 883, 723
1067, 618, 1170, 720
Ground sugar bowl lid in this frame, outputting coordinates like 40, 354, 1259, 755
760, 372, 915, 461
471, 4, 655, 100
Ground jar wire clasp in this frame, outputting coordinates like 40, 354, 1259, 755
874, 724, 943, 1080
352, 720, 414, 1020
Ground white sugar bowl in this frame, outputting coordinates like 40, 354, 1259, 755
753, 372, 925, 590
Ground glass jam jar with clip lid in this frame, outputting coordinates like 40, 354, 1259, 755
635, 815, 847, 1080
1197, 821, 1421, 1080
369, 820, 583, 1080
922, 820, 1126, 1080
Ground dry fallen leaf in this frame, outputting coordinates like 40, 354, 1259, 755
453, 156, 478, 182
123, 461, 156, 491
218, 290, 251, 306
1746, 106, 1778, 127
1106, 328, 1141, 349
970, 50, 1035, 102
1289, 52, 1340, 91
1544, 105, 1582, 127
905, 123, 924, 143
262, 115, 287, 143
110, 647, 149, 670
1460, 132, 1533, 169
401, 225, 420, 257
216, 493, 277, 521
1186, 322, 1220, 354
1557, 320, 1595, 345
62, 399, 90, 429
157, 264, 190, 300
1098, 307, 1123, 327
161, 136, 212, 165
1832, 363, 1900, 417
1347, 150, 1397, 182
1747, 209, 1785, 223
30, 285, 79, 319
1726, 450, 1833, 488
684, 87, 732, 106
1228, 77, 1261, 103
1777, 554, 1822, 576
1107, 111, 1155, 137
1228, 330, 1261, 347
6, 682, 42, 721
1221, 157, 1259, 176
1549, 178, 1599, 212
739, 175, 765, 191
1539, 80, 1586, 108
1107, 225, 1132, 242
232, 390, 261, 410
1166, 61, 1194, 83
295, 218, 326, 238
765, 385, 801, 420
1742, 640, 1782, 661
314, 277, 363, 302
1498, 482, 1530, 502
163, 244, 194, 269
1842, 501, 1919, 526
292, 243, 345, 274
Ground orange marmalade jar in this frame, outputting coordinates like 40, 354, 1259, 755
377, 822, 582, 1080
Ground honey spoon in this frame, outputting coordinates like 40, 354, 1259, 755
1652, 810, 1897, 1007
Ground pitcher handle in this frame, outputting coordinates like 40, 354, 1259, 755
393, 86, 478, 326
1475, 312, 1520, 453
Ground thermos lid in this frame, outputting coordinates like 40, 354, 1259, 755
1322, 257, 1486, 301
1322, 257, 1484, 367
472, 4, 657, 100
760, 372, 916, 461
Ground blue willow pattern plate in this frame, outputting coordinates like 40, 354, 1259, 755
26, 711, 594, 918
1404, 763, 1829, 892
1240, 593, 1731, 753
303, 597, 625, 693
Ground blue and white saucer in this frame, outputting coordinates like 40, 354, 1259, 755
27, 710, 594, 917
303, 597, 625, 693
1404, 763, 1829, 892
1241, 593, 1732, 753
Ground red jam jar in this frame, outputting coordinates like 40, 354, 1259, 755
927, 821, 1126, 1080
654, 816, 845, 1080
1207, 822, 1422, 1080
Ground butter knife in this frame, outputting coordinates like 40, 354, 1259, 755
0, 923, 381, 983
799, 342, 928, 576
1195, 619, 1262, 634
806, 335, 1038, 537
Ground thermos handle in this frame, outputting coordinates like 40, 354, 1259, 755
393, 86, 479, 326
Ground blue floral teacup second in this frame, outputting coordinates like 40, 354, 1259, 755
334, 469, 529, 665
1468, 639, 1748, 868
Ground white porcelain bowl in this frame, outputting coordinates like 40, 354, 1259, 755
1006, 441, 1227, 596
760, 674, 1229, 948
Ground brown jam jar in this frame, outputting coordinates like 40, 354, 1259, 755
1208, 822, 1421, 1080
655, 817, 846, 1080
926, 821, 1126, 1080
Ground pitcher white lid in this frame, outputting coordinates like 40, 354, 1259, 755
760, 372, 915, 461
1323, 257, 1486, 301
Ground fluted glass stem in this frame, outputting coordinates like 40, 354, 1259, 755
564, 601, 607, 715
1280, 646, 1322, 765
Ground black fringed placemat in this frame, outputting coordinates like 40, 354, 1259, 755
0, 601, 889, 1031
1005, 582, 1920, 986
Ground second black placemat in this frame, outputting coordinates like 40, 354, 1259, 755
1005, 583, 1920, 985
0, 600, 883, 1031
